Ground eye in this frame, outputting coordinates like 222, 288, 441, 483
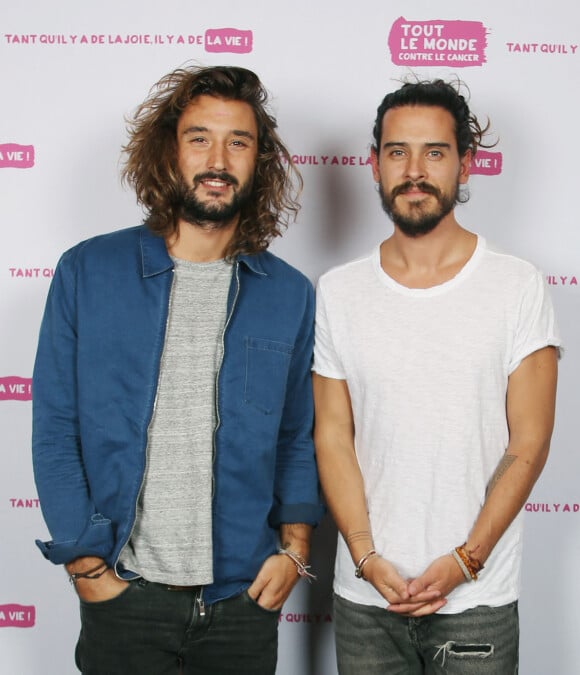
183, 135, 208, 146
427, 149, 443, 159
389, 149, 405, 158
230, 138, 249, 149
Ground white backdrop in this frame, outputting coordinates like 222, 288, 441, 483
1, 1, 579, 673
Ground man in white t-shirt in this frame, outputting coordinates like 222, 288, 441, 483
313, 79, 561, 674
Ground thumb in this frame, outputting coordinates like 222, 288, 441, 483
387, 572, 410, 600
407, 568, 437, 596
407, 576, 426, 596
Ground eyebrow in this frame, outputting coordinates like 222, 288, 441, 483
181, 125, 256, 141
382, 141, 451, 150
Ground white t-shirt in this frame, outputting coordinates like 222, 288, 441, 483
313, 236, 562, 614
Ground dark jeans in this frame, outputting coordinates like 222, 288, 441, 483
75, 579, 280, 675
334, 594, 519, 674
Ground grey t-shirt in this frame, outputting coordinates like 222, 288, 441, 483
119, 257, 232, 585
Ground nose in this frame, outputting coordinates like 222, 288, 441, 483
405, 153, 426, 181
208, 143, 227, 172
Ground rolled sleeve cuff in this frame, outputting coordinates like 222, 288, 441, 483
35, 514, 115, 565
269, 502, 325, 529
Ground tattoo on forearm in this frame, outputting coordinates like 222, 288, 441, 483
486, 453, 517, 496
465, 543, 481, 558
280, 523, 311, 550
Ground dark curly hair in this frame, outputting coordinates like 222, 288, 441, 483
122, 64, 302, 258
372, 78, 493, 158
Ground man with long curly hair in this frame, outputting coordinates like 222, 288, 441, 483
32, 64, 322, 674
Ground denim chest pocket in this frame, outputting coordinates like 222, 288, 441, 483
244, 337, 294, 415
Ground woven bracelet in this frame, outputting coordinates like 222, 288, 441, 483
451, 549, 473, 582
452, 544, 484, 581
68, 562, 110, 585
278, 548, 317, 583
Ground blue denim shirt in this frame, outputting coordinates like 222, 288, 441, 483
32, 225, 322, 604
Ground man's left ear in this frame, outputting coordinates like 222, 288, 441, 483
459, 150, 472, 183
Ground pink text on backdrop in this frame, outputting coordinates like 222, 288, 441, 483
10, 498, 41, 508
0, 143, 34, 168
388, 17, 488, 67
526, 502, 580, 512
0, 376, 32, 401
0, 605, 36, 628
9, 267, 54, 278
506, 42, 578, 55
546, 275, 578, 286
470, 151, 502, 175
205, 28, 253, 54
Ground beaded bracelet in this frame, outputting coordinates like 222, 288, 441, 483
278, 548, 317, 582
68, 562, 110, 585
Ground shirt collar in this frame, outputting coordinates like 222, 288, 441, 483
139, 226, 268, 278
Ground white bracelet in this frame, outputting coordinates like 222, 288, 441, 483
451, 549, 473, 582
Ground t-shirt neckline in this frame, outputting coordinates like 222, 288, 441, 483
372, 235, 486, 297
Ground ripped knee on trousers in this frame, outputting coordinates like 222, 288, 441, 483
433, 641, 494, 666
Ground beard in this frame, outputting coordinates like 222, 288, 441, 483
177, 171, 253, 229
379, 180, 459, 238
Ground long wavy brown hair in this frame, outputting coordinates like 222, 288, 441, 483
122, 64, 302, 257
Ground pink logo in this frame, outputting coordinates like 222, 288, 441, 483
0, 605, 35, 628
0, 377, 32, 401
388, 17, 488, 67
0, 143, 34, 168
470, 151, 502, 176
205, 28, 253, 54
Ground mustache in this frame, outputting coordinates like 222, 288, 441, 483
193, 171, 239, 188
391, 181, 440, 198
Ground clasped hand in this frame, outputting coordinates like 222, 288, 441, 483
363, 553, 466, 617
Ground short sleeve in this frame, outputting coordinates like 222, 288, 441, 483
509, 269, 563, 374
313, 278, 347, 380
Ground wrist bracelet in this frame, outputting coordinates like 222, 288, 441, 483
278, 548, 317, 583
452, 544, 484, 581
451, 549, 472, 582
68, 562, 109, 585
354, 549, 377, 579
